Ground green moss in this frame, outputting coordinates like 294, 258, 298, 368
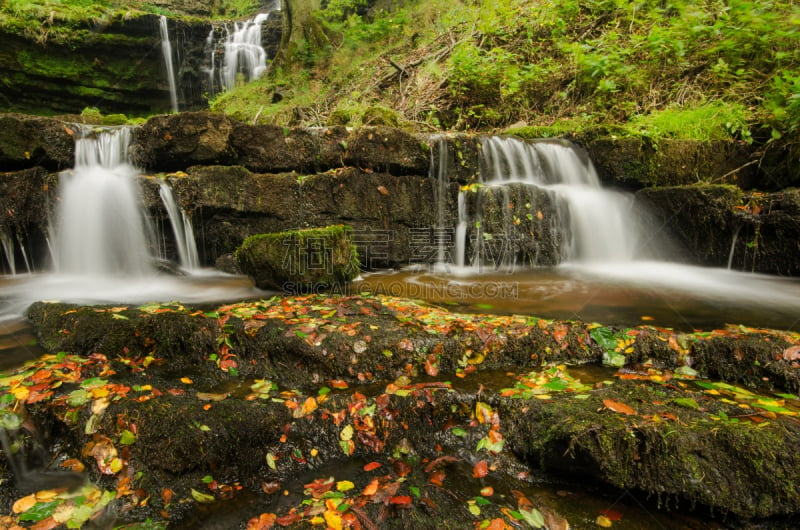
236, 225, 360, 291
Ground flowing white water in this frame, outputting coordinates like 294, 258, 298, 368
222, 13, 269, 91
159, 15, 179, 113
479, 137, 655, 264
158, 182, 200, 270
0, 228, 15, 276
54, 127, 155, 276
0, 126, 260, 322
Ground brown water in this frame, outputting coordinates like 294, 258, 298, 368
355, 262, 800, 332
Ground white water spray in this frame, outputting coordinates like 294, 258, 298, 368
158, 183, 199, 270
53, 127, 155, 276
1, 228, 15, 275
159, 15, 179, 113
222, 13, 269, 91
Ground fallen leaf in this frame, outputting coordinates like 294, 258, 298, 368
472, 460, 489, 478
783, 345, 800, 361
377, 185, 390, 196
247, 513, 277, 530
603, 399, 636, 415
363, 462, 382, 472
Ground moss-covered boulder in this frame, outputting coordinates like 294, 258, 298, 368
236, 225, 360, 291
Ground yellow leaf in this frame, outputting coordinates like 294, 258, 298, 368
340, 424, 354, 441
180, 377, 193, 384
336, 480, 355, 492
34, 490, 59, 502
596, 514, 613, 527
324, 509, 343, 530
109, 457, 123, 474
12, 494, 36, 513
11, 386, 29, 401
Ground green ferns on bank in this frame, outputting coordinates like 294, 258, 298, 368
212, 0, 800, 140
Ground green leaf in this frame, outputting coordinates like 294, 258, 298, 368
266, 453, 277, 470
18, 501, 60, 521
119, 429, 137, 445
590, 327, 617, 352
673, 397, 700, 410
519, 507, 545, 528
451, 427, 467, 437
190, 488, 215, 503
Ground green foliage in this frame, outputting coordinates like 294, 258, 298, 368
627, 101, 754, 142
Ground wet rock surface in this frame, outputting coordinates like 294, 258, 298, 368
1, 295, 798, 528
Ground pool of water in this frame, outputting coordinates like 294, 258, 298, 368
355, 261, 800, 332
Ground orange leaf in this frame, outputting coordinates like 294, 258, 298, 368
377, 185, 390, 196
362, 478, 380, 497
487, 518, 510, 530
480, 486, 494, 496
472, 460, 489, 478
247, 513, 277, 530
603, 399, 636, 415
363, 462, 382, 472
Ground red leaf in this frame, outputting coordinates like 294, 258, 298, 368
424, 455, 459, 473
389, 495, 412, 506
276, 512, 302, 527
600, 508, 623, 521
429, 469, 446, 486
363, 462, 382, 472
472, 460, 489, 478
392, 460, 411, 477
603, 399, 636, 415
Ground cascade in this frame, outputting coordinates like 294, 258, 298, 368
53, 126, 155, 276
205, 4, 280, 98
727, 223, 743, 270
445, 136, 661, 269
223, 13, 269, 91
158, 182, 200, 270
1, 227, 15, 275
159, 16, 179, 113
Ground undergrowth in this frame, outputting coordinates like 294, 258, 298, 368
210, 0, 800, 141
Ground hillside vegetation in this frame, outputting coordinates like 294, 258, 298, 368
2, 0, 799, 143
212, 0, 800, 144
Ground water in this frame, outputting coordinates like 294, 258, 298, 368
159, 15, 179, 113
222, 13, 269, 91
1, 226, 15, 275
0, 125, 262, 324
205, 6, 280, 98
159, 182, 200, 270
356, 264, 800, 332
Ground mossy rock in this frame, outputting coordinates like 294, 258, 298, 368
236, 225, 360, 291
361, 105, 400, 127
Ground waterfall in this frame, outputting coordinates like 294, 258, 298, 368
1, 227, 15, 275
205, 6, 280, 98
443, 136, 661, 269
158, 183, 199, 270
159, 15, 179, 113
53, 126, 155, 276
222, 13, 269, 91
